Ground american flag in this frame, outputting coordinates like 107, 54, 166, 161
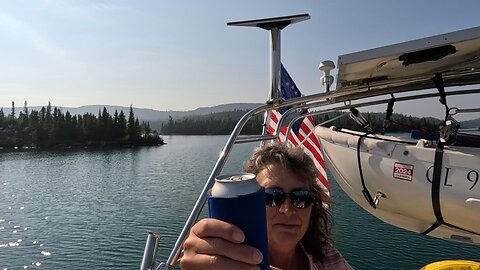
266, 64, 329, 195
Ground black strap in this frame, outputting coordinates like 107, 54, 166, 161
381, 95, 395, 135
434, 73, 447, 106
423, 140, 480, 237
422, 140, 445, 234
357, 133, 376, 208
423, 73, 448, 235
434, 73, 450, 124
431, 141, 445, 222
350, 108, 373, 133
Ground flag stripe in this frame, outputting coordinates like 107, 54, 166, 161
266, 64, 329, 195
286, 126, 328, 189
286, 128, 329, 191
297, 119, 326, 172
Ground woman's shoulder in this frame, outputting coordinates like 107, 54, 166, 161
308, 241, 354, 270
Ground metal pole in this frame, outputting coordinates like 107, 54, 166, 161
270, 27, 281, 102
140, 232, 160, 270
261, 26, 282, 145
225, 14, 310, 140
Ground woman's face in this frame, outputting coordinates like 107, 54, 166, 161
256, 163, 312, 250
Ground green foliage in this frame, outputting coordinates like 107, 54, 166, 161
0, 108, 5, 126
160, 110, 263, 135
312, 111, 442, 133
0, 102, 164, 149
160, 109, 443, 135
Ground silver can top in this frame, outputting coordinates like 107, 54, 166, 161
211, 173, 260, 197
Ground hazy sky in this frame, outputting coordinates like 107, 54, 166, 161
1, 1, 479, 119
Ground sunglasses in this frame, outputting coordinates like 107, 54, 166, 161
264, 188, 315, 209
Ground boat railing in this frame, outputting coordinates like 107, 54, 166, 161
141, 82, 480, 269
140, 14, 480, 270
278, 87, 480, 140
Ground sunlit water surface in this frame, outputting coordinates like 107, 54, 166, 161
0, 135, 479, 269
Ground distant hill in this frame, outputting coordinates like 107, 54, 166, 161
190, 103, 263, 115
459, 117, 480, 129
1, 103, 263, 122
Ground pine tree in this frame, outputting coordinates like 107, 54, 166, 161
40, 106, 46, 124
65, 111, 75, 140
113, 110, 120, 140
118, 110, 127, 138
127, 105, 136, 142
23, 101, 28, 116
10, 101, 15, 122
143, 121, 151, 135
100, 107, 111, 140
0, 107, 4, 126
45, 102, 52, 133
19, 100, 29, 127
135, 117, 141, 138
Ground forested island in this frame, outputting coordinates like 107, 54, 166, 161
0, 102, 164, 149
159, 109, 443, 135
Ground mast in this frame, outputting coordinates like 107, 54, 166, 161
227, 14, 310, 137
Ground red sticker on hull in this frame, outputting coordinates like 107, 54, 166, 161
393, 162, 414, 181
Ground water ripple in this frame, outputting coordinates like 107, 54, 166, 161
0, 137, 479, 270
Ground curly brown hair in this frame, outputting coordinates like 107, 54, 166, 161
244, 142, 332, 261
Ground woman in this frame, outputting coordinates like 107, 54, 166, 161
181, 142, 353, 270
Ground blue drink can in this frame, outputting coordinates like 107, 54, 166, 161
208, 173, 269, 270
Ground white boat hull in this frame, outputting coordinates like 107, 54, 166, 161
315, 126, 480, 244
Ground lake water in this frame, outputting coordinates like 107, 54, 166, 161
0, 135, 479, 270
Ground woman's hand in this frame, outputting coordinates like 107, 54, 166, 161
180, 218, 263, 270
